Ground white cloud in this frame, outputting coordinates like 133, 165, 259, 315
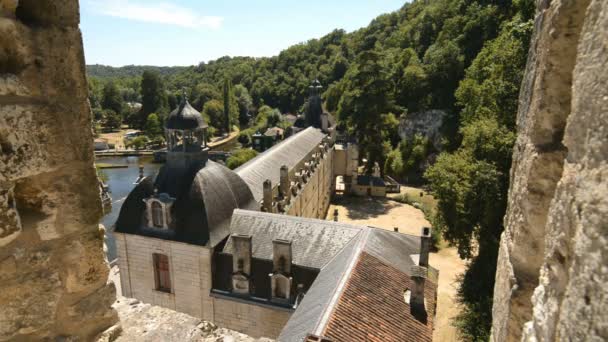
90, 0, 223, 29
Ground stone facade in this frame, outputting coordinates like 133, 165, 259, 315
284, 144, 334, 219
115, 233, 215, 321
115, 232, 290, 339
492, 0, 607, 341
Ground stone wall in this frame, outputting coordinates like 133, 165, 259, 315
211, 295, 292, 339
0, 0, 118, 339
492, 0, 607, 340
115, 233, 215, 321
285, 146, 333, 219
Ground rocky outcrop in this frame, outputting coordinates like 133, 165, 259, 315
104, 297, 274, 342
0, 1, 117, 340
492, 0, 607, 341
398, 110, 446, 151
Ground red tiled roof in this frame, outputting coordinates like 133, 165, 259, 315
322, 252, 437, 342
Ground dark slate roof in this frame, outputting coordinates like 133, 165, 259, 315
235, 127, 326, 202
356, 175, 386, 187
115, 160, 256, 247
191, 161, 258, 246
223, 210, 363, 269
166, 99, 208, 130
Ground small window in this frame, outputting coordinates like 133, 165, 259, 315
151, 201, 164, 228
153, 253, 171, 293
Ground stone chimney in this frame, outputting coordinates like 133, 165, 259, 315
272, 239, 293, 274
280, 165, 290, 202
263, 179, 273, 212
231, 234, 253, 295
409, 265, 427, 321
419, 227, 431, 267
321, 112, 329, 132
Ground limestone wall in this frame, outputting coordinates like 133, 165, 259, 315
492, 0, 607, 340
115, 233, 215, 321
211, 295, 292, 339
0, 0, 118, 340
286, 146, 333, 219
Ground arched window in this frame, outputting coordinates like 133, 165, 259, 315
151, 201, 164, 228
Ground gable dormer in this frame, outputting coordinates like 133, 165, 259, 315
144, 193, 175, 229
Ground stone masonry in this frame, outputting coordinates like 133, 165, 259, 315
0, 0, 117, 340
492, 0, 607, 341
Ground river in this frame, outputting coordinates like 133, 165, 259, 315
98, 156, 161, 261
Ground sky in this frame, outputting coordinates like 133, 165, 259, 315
81, 0, 405, 67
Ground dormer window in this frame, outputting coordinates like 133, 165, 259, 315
151, 201, 163, 228
144, 193, 175, 229
269, 239, 293, 304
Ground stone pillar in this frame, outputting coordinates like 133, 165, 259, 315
0, 1, 117, 340
263, 179, 273, 213
419, 227, 431, 268
280, 165, 290, 202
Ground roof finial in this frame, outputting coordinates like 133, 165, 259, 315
182, 87, 188, 102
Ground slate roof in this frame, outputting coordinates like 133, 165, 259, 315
223, 210, 363, 269
115, 160, 257, 247
356, 175, 386, 187
166, 98, 208, 130
236, 127, 326, 202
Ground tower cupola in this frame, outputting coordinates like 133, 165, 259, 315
165, 91, 209, 169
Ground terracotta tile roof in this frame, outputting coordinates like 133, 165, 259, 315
322, 252, 436, 342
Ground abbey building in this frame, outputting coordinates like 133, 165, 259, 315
113, 81, 438, 341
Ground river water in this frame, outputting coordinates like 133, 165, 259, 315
98, 156, 161, 261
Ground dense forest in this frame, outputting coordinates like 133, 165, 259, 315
88, 0, 535, 339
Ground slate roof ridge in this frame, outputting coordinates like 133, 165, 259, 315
231, 209, 367, 232
365, 224, 422, 239
235, 126, 322, 174
311, 228, 370, 336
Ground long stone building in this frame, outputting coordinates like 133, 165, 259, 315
114, 85, 439, 340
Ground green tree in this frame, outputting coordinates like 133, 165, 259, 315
101, 81, 124, 115
222, 78, 238, 133
140, 70, 167, 127
103, 109, 122, 130
425, 14, 532, 340
226, 148, 259, 170
203, 99, 224, 133
337, 50, 395, 173
145, 113, 163, 138
234, 84, 253, 126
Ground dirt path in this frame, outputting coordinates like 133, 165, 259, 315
99, 129, 140, 150
326, 195, 465, 342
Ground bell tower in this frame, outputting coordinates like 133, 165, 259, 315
165, 91, 209, 170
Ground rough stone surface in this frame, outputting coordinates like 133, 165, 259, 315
0, 1, 117, 340
103, 297, 274, 342
398, 110, 446, 151
492, 0, 607, 341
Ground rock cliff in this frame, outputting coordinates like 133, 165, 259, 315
0, 0, 117, 340
492, 0, 607, 340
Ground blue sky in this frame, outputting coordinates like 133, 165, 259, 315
81, 0, 405, 67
